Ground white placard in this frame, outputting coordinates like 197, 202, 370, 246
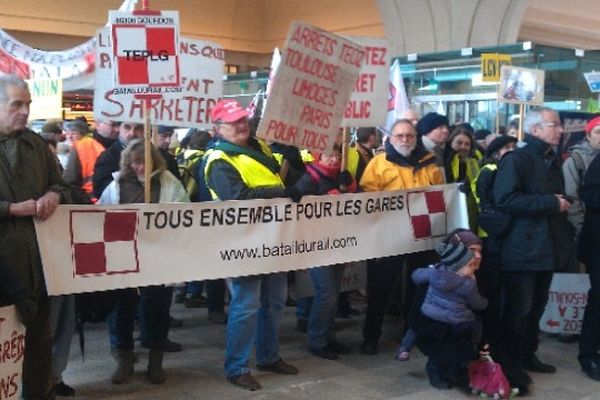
0, 305, 25, 399
94, 27, 223, 129
540, 273, 590, 334
256, 21, 364, 154
341, 37, 390, 127
35, 185, 467, 295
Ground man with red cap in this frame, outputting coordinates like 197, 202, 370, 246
203, 99, 314, 391
563, 116, 600, 244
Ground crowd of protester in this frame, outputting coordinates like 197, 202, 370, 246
1, 73, 600, 399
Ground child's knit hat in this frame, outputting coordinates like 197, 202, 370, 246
435, 241, 474, 272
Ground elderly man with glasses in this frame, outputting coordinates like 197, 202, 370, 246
492, 106, 574, 395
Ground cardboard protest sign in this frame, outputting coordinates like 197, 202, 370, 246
341, 37, 389, 127
0, 306, 25, 399
94, 27, 223, 128
108, 10, 180, 88
540, 273, 590, 335
256, 22, 365, 154
499, 65, 545, 105
35, 184, 467, 295
26, 79, 63, 121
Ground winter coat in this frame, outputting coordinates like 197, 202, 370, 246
412, 265, 487, 326
562, 140, 600, 238
359, 140, 443, 192
98, 170, 189, 205
0, 129, 70, 295
580, 153, 600, 261
492, 134, 574, 272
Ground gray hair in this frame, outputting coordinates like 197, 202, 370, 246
63, 120, 90, 135
524, 107, 556, 134
0, 75, 28, 104
390, 118, 417, 134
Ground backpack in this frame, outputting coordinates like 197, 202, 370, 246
177, 150, 204, 201
475, 162, 514, 239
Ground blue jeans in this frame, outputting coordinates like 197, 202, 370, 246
224, 273, 287, 377
49, 295, 75, 384
307, 265, 344, 348
108, 286, 172, 350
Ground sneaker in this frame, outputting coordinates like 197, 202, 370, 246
184, 294, 207, 308
208, 310, 228, 324
523, 355, 556, 373
227, 372, 261, 391
395, 347, 410, 361
256, 358, 299, 375
328, 340, 351, 355
54, 382, 75, 397
361, 341, 378, 355
309, 346, 338, 360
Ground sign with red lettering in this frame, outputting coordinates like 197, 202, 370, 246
0, 306, 25, 399
341, 37, 389, 127
256, 21, 365, 154
540, 273, 591, 334
94, 28, 224, 128
109, 10, 180, 88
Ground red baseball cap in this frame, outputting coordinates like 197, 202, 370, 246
210, 99, 250, 123
585, 116, 600, 134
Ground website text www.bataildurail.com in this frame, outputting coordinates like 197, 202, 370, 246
219, 236, 358, 261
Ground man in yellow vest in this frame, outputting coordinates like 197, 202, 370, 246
63, 118, 118, 203
204, 99, 314, 391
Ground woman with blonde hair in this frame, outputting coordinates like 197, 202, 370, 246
99, 139, 189, 385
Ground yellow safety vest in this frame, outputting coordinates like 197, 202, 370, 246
471, 162, 497, 238
204, 140, 283, 200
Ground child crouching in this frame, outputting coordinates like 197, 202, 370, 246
411, 230, 487, 390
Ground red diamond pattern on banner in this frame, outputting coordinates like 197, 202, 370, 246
113, 25, 179, 86
70, 210, 140, 276
407, 190, 447, 240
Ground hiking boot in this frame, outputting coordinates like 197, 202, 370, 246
256, 358, 299, 375
111, 349, 134, 384
227, 373, 261, 391
147, 349, 166, 384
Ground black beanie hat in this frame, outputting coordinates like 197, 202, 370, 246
485, 135, 517, 158
435, 241, 473, 272
416, 112, 449, 136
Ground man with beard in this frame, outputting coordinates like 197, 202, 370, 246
359, 119, 444, 354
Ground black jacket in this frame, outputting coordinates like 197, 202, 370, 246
580, 153, 600, 261
493, 134, 572, 271
93, 139, 125, 199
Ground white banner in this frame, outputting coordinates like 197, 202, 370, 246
341, 37, 389, 128
256, 21, 364, 154
540, 273, 590, 334
94, 27, 223, 128
0, 306, 25, 399
35, 184, 466, 296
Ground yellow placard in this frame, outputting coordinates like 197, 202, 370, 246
481, 54, 512, 82
26, 79, 63, 120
